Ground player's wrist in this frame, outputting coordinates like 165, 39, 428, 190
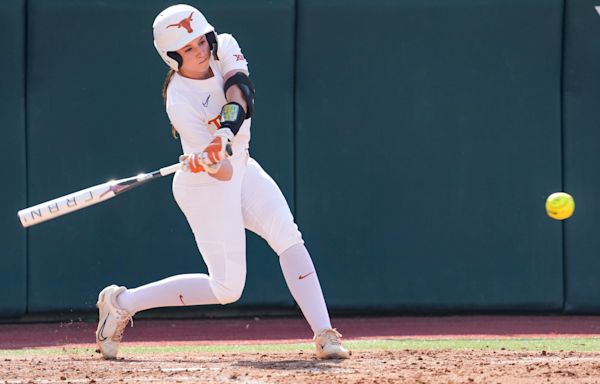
214, 127, 234, 141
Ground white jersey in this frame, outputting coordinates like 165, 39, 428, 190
166, 31, 302, 307
166, 33, 251, 164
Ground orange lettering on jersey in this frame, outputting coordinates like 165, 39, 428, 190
208, 115, 221, 129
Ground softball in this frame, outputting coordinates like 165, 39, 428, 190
545, 192, 575, 220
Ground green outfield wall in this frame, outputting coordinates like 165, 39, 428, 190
296, 0, 564, 311
0, 0, 27, 316
563, 0, 600, 313
2, 0, 600, 318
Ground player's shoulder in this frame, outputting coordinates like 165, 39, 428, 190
217, 33, 244, 55
215, 33, 248, 72
217, 33, 239, 47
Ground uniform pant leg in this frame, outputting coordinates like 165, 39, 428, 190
172, 155, 248, 304
241, 157, 303, 254
241, 158, 332, 333
117, 157, 248, 313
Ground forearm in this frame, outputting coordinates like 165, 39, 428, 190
208, 158, 232, 181
198, 71, 253, 169
225, 85, 248, 116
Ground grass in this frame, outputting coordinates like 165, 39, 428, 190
2, 338, 600, 357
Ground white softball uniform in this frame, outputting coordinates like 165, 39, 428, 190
117, 33, 332, 334
168, 33, 305, 303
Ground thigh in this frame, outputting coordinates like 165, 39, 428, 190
241, 158, 303, 255
172, 157, 248, 275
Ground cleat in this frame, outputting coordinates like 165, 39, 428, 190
95, 285, 133, 360
314, 328, 350, 359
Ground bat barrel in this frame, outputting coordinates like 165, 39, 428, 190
17, 183, 117, 228
17, 162, 181, 228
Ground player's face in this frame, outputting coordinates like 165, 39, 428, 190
177, 35, 211, 79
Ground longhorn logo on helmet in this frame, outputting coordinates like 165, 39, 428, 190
166, 11, 194, 33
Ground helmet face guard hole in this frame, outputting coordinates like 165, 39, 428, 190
166, 52, 183, 69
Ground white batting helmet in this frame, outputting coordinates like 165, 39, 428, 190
153, 4, 215, 71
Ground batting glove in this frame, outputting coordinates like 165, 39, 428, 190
180, 153, 221, 174
201, 128, 233, 166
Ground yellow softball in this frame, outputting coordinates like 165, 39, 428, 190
545, 192, 575, 220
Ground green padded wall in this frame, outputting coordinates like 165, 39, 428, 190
296, 0, 564, 310
26, 0, 295, 312
0, 0, 26, 316
563, 0, 600, 312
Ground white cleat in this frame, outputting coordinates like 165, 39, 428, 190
314, 328, 350, 359
95, 285, 133, 360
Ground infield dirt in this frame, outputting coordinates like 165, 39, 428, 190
2, 316, 600, 383
3, 349, 600, 383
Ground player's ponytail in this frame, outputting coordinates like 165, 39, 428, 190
162, 69, 178, 139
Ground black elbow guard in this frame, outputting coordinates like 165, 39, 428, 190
224, 72, 255, 119
219, 102, 246, 135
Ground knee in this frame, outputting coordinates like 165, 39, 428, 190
268, 218, 304, 256
209, 272, 246, 305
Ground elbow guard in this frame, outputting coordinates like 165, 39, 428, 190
219, 102, 245, 135
224, 72, 255, 119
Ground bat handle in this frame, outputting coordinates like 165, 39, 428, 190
159, 162, 182, 176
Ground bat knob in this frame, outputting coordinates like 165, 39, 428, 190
225, 144, 233, 157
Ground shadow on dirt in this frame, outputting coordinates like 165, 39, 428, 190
233, 359, 345, 371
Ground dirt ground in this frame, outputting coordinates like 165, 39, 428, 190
3, 349, 600, 384
3, 316, 600, 383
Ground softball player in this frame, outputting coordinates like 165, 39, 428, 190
95, 4, 349, 360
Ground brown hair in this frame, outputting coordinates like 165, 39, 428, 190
162, 69, 178, 139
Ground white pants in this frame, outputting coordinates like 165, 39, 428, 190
172, 154, 303, 304
118, 154, 333, 333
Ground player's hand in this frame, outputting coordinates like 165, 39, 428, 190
211, 158, 233, 181
201, 128, 233, 165
180, 153, 221, 174
180, 153, 206, 173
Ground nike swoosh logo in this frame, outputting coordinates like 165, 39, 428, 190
202, 94, 211, 107
98, 314, 109, 341
298, 272, 314, 280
